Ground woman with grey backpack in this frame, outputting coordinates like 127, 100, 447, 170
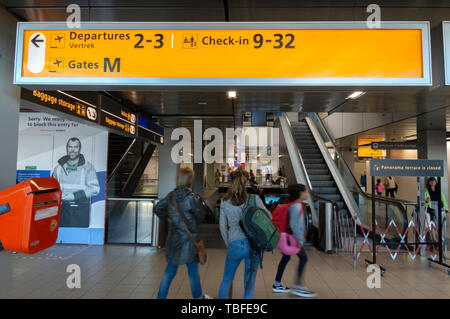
218, 167, 272, 299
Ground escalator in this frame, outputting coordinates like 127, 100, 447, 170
107, 133, 135, 197
279, 113, 409, 247
107, 136, 155, 198
291, 120, 347, 214
105, 136, 157, 244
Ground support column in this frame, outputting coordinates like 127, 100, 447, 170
192, 162, 205, 196
417, 109, 449, 244
417, 110, 448, 198
0, 8, 20, 299
157, 128, 178, 247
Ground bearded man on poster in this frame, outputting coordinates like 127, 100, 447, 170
52, 137, 100, 228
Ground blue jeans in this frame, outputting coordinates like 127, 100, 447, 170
157, 260, 202, 299
218, 238, 259, 299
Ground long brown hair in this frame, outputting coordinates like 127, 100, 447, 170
224, 167, 249, 206
176, 167, 194, 189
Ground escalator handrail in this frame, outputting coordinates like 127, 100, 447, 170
310, 113, 409, 229
310, 190, 339, 210
311, 113, 410, 207
278, 114, 318, 226
284, 115, 313, 190
281, 114, 337, 215
107, 138, 137, 184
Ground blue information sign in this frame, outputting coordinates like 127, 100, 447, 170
370, 159, 444, 177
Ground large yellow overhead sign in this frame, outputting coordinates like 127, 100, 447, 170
14, 22, 432, 87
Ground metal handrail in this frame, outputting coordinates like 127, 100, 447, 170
278, 114, 318, 226
310, 113, 409, 210
305, 115, 361, 222
284, 115, 314, 191
280, 113, 340, 228
310, 189, 338, 209
309, 113, 409, 231
107, 138, 137, 183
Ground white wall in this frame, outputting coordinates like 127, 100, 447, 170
323, 112, 415, 139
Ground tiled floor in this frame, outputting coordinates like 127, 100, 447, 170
3, 244, 449, 299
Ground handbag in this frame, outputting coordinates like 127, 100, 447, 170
170, 193, 207, 265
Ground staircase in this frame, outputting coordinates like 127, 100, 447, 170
107, 133, 136, 197
107, 133, 134, 175
291, 120, 347, 212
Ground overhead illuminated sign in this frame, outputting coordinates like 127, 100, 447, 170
20, 88, 164, 142
99, 94, 136, 136
14, 22, 431, 88
371, 141, 417, 150
370, 159, 444, 177
21, 88, 98, 123
358, 138, 385, 158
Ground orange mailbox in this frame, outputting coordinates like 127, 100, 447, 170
0, 177, 62, 254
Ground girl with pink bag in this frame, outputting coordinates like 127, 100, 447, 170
272, 184, 317, 298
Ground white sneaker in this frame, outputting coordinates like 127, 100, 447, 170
272, 283, 291, 293
291, 286, 317, 298
202, 294, 213, 299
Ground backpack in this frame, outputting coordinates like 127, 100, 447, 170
272, 201, 303, 233
240, 194, 280, 253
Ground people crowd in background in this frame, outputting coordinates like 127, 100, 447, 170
155, 166, 316, 299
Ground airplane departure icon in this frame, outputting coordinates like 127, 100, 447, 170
49, 57, 64, 72
50, 33, 65, 48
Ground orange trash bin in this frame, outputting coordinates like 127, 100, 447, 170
0, 177, 62, 254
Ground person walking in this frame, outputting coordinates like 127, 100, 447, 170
384, 176, 397, 198
215, 169, 221, 186
218, 168, 271, 299
272, 184, 317, 298
425, 177, 448, 219
375, 179, 385, 196
424, 177, 449, 251
360, 170, 367, 192
154, 167, 210, 299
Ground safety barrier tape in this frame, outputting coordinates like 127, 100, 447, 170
356, 217, 442, 261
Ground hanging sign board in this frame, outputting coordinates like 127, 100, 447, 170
99, 94, 137, 136
20, 88, 98, 123
370, 159, 444, 177
14, 22, 431, 88
371, 141, 417, 150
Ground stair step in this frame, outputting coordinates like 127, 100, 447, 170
301, 149, 319, 154
311, 180, 334, 187
319, 194, 342, 201
305, 163, 327, 169
296, 140, 316, 145
309, 174, 333, 181
301, 154, 323, 159
313, 187, 338, 194
307, 168, 329, 175
297, 144, 317, 149
303, 158, 325, 164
